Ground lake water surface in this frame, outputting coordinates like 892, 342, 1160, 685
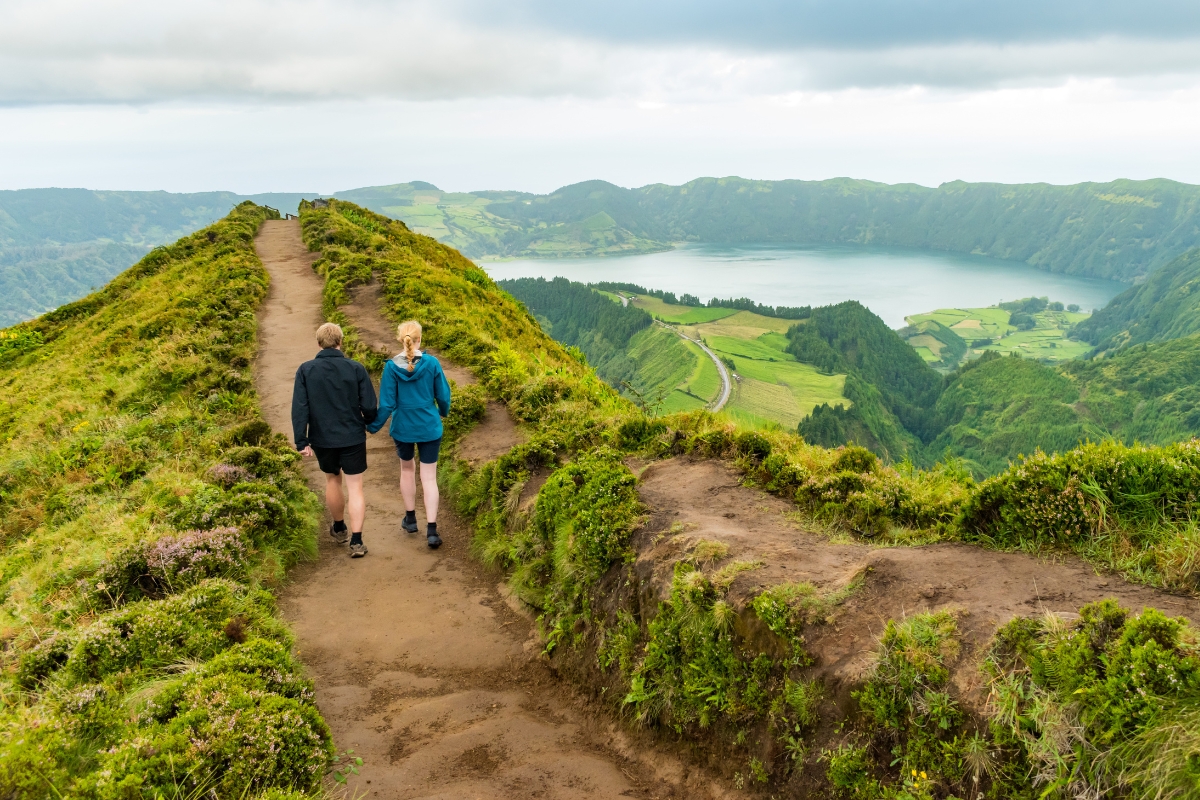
483, 244, 1126, 328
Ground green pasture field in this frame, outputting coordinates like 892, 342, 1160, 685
630, 294, 739, 324
910, 343, 939, 363
907, 306, 1012, 339
980, 327, 1093, 360
694, 309, 795, 337
906, 305, 1093, 366
704, 333, 791, 362
729, 360, 847, 427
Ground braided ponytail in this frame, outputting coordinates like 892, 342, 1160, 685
397, 320, 422, 372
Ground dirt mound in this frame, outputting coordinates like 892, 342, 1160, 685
254, 221, 721, 799
634, 457, 1200, 704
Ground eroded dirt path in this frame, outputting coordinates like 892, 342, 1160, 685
254, 221, 717, 800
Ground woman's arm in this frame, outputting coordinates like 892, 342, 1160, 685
367, 361, 397, 434
434, 362, 452, 418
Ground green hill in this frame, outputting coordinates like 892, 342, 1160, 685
0, 188, 313, 325
354, 176, 1200, 281
0, 203, 330, 797
1074, 248, 1200, 352
790, 301, 942, 457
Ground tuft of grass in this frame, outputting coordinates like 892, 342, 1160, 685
690, 539, 729, 564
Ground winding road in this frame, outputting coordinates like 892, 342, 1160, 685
618, 293, 731, 412
658, 322, 731, 412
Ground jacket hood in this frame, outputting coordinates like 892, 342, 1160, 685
392, 353, 435, 381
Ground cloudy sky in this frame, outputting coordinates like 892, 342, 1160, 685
3, 0, 1199, 194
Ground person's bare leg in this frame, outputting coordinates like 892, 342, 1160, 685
399, 458, 417, 513
325, 472, 345, 523
419, 461, 439, 524
343, 473, 365, 533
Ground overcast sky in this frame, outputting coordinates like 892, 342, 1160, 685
2, 0, 1199, 194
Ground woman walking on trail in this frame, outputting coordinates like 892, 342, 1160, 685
367, 320, 452, 549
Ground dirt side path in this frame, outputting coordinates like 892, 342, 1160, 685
254, 221, 719, 800
636, 458, 1200, 705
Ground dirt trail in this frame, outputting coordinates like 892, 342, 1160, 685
635, 458, 1200, 704
254, 221, 720, 800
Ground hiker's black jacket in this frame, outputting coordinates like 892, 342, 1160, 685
291, 349, 378, 449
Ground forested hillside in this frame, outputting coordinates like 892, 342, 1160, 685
791, 302, 941, 458
0, 188, 312, 325
1074, 247, 1200, 352
498, 276, 657, 389
357, 177, 1200, 281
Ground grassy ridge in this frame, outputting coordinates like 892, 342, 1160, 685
0, 204, 331, 799
309, 198, 1200, 799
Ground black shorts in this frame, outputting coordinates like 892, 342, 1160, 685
393, 437, 442, 464
312, 442, 367, 475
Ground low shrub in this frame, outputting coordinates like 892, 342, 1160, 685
87, 527, 248, 607
987, 600, 1200, 798
624, 565, 773, 730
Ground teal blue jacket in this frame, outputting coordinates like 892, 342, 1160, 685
367, 353, 452, 442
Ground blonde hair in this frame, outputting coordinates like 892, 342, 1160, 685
397, 320, 422, 372
316, 322, 343, 349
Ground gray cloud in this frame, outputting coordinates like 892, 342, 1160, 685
0, 0, 1198, 106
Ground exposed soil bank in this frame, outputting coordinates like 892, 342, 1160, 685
254, 221, 723, 799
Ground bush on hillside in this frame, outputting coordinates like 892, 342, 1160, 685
960, 438, 1200, 547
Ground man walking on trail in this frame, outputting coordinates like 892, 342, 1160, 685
292, 322, 377, 558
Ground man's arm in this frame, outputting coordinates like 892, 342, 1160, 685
358, 363, 378, 425
291, 365, 311, 451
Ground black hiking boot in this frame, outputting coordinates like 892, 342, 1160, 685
426, 526, 442, 549
329, 523, 348, 544
401, 512, 418, 534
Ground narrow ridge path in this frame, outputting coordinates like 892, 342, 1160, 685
254, 220, 719, 800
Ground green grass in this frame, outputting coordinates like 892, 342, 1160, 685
907, 306, 1012, 339
705, 333, 790, 362
630, 295, 738, 324
684, 339, 722, 402
696, 327, 847, 429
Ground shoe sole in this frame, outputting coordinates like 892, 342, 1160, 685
427, 539, 442, 549
350, 549, 367, 558
401, 524, 418, 534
